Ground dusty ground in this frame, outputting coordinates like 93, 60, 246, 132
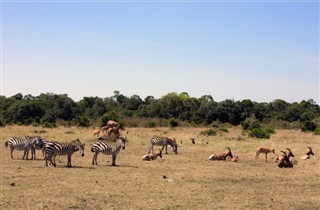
0, 125, 319, 210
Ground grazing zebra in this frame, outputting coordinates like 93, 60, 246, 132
149, 136, 178, 155
5, 136, 44, 160
91, 136, 127, 166
45, 139, 85, 168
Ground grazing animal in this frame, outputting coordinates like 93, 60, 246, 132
208, 147, 233, 161
277, 151, 294, 168
45, 139, 85, 168
99, 124, 121, 141
255, 147, 275, 162
102, 120, 119, 134
27, 136, 45, 160
300, 147, 314, 160
91, 136, 127, 166
93, 129, 101, 138
5, 136, 43, 160
275, 148, 294, 164
142, 149, 163, 161
149, 136, 178, 155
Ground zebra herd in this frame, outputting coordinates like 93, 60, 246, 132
4, 135, 129, 167
4, 135, 177, 168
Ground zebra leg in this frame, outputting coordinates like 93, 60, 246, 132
67, 154, 72, 168
92, 152, 98, 165
112, 154, 117, 166
10, 146, 14, 159
23, 149, 28, 160
149, 145, 154, 154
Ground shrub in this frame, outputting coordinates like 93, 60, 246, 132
169, 119, 179, 128
301, 120, 317, 132
219, 128, 229, 133
241, 115, 260, 130
314, 128, 320, 135
77, 115, 90, 127
144, 121, 156, 128
42, 121, 57, 128
249, 128, 275, 139
100, 111, 122, 128
200, 129, 217, 136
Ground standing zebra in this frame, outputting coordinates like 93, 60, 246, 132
45, 139, 85, 168
91, 136, 127, 166
5, 136, 44, 160
149, 136, 178, 155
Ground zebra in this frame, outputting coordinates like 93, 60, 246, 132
149, 136, 178, 155
32, 138, 50, 160
5, 136, 44, 160
91, 136, 127, 166
45, 139, 85, 168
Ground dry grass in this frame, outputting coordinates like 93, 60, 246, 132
1, 125, 319, 210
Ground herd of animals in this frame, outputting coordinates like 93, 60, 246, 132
3, 120, 316, 168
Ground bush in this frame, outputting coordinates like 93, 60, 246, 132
219, 128, 229, 133
42, 121, 57, 128
77, 115, 90, 127
169, 119, 179, 128
249, 128, 275, 139
144, 121, 156, 128
241, 115, 260, 130
301, 120, 317, 132
314, 128, 320, 135
200, 129, 217, 136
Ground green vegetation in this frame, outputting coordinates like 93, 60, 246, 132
200, 129, 217, 136
0, 92, 319, 133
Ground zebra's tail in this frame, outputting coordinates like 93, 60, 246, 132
5, 141, 8, 147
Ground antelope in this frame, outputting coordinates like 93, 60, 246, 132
277, 151, 293, 168
208, 147, 233, 161
255, 147, 275, 162
190, 138, 208, 145
300, 147, 314, 160
142, 149, 163, 161
275, 148, 294, 165
93, 129, 101, 139
102, 120, 119, 134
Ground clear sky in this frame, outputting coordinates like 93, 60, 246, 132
1, 0, 319, 103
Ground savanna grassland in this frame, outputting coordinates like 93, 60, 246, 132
1, 125, 319, 210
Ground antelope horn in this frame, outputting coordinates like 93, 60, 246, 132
281, 151, 287, 157
286, 148, 292, 152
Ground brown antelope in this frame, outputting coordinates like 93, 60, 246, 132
275, 148, 294, 166
255, 147, 275, 162
208, 147, 233, 161
300, 147, 314, 160
142, 149, 163, 161
190, 138, 208, 145
102, 120, 119, 134
277, 151, 293, 168
93, 129, 100, 139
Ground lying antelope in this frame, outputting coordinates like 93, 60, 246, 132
93, 129, 100, 139
300, 147, 314, 160
275, 148, 294, 164
142, 149, 163, 161
255, 147, 275, 162
208, 147, 233, 161
190, 138, 208, 145
277, 151, 293, 168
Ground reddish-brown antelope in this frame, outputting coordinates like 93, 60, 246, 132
93, 129, 100, 139
275, 148, 294, 164
300, 147, 314, 160
277, 151, 294, 168
255, 147, 275, 162
208, 147, 233, 161
142, 149, 163, 161
102, 120, 119, 134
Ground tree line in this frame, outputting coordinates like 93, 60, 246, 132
0, 91, 319, 131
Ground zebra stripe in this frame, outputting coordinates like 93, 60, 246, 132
45, 139, 85, 168
149, 136, 178, 154
5, 136, 43, 160
91, 136, 126, 166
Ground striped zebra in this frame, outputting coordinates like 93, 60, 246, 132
5, 136, 44, 160
45, 139, 85, 168
149, 136, 178, 155
91, 136, 127, 166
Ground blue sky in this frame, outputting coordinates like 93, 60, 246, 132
1, 1, 319, 103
